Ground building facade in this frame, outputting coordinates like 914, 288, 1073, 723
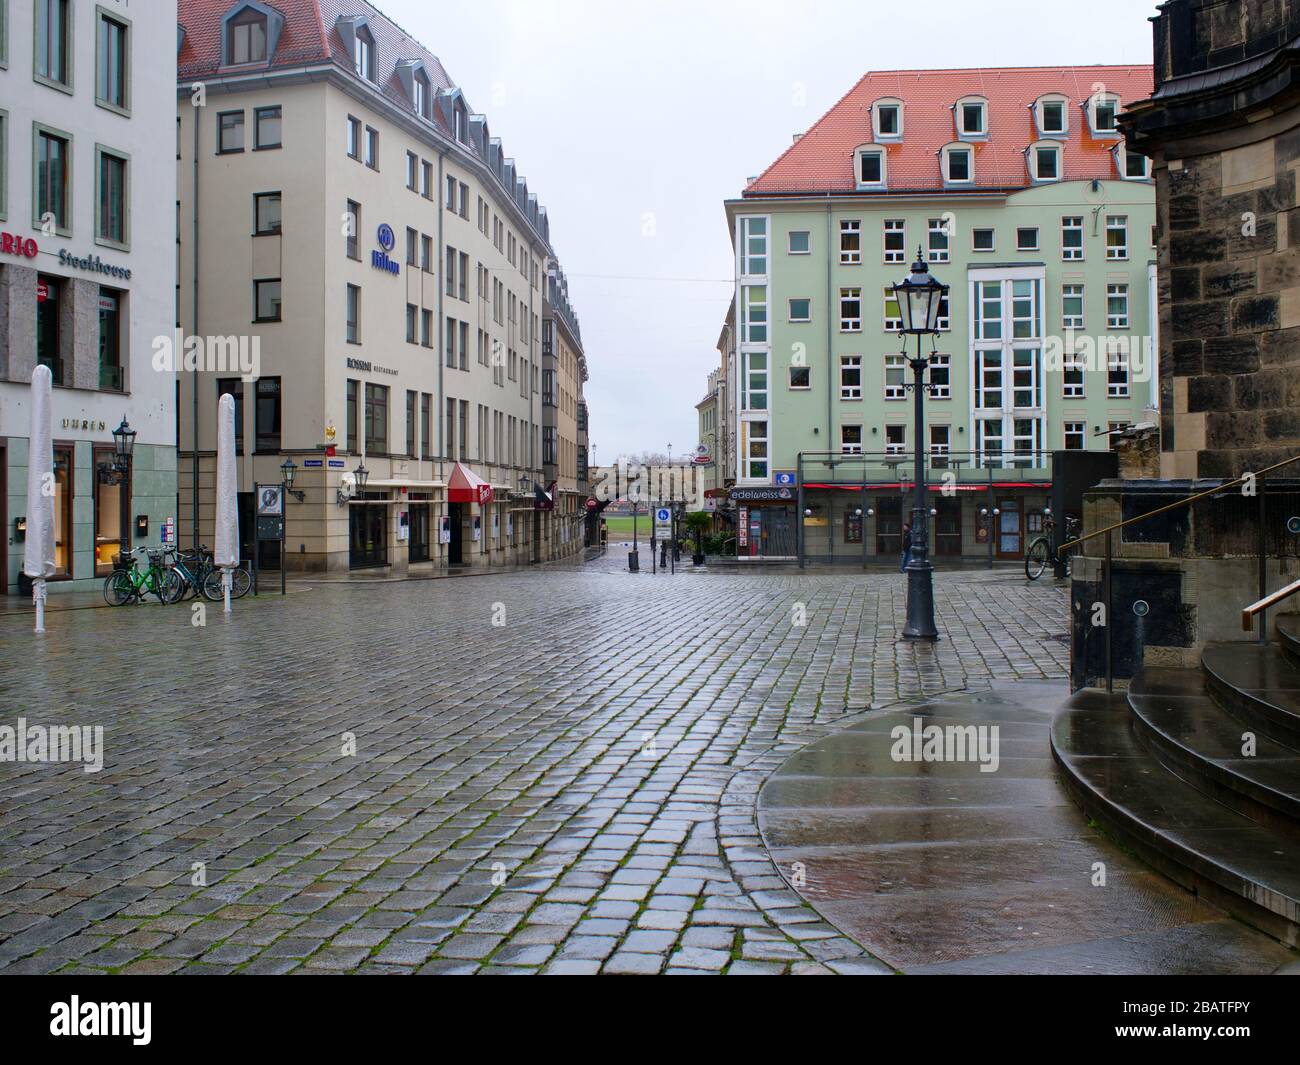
726, 66, 1158, 561
175, 0, 587, 575
542, 263, 588, 558
1, 0, 178, 594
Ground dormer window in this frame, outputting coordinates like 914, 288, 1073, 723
1029, 142, 1061, 183
1035, 96, 1068, 137
874, 100, 903, 141
957, 98, 987, 138
1087, 93, 1120, 136
413, 71, 431, 119
942, 144, 973, 184
1120, 145, 1150, 180
354, 26, 375, 81
228, 8, 267, 64
454, 103, 467, 143
855, 147, 885, 188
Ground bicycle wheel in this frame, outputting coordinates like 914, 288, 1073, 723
1025, 538, 1050, 581
230, 566, 252, 599
201, 568, 225, 602
103, 571, 134, 606
160, 569, 185, 604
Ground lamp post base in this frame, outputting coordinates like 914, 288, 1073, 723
902, 559, 939, 641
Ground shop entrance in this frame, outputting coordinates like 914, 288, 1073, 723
448, 502, 464, 565
760, 507, 795, 556
996, 497, 1024, 559
935, 497, 962, 556
409, 503, 430, 563
876, 496, 903, 557
349, 497, 387, 569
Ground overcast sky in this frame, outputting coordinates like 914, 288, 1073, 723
384, 0, 1159, 462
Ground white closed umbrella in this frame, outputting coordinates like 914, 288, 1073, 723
23, 365, 55, 633
214, 393, 239, 614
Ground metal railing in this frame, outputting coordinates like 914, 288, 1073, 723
1058, 451, 1300, 691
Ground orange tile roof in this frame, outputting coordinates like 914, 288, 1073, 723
745, 65, 1154, 196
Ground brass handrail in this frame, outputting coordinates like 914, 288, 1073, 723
1242, 577, 1300, 631
1059, 452, 1300, 554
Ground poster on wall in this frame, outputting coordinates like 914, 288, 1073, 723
472, 515, 482, 541
439, 515, 451, 544
492, 511, 500, 538
738, 507, 749, 549
397, 510, 409, 542
507, 513, 513, 540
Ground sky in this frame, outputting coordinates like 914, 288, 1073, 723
382, 0, 1160, 462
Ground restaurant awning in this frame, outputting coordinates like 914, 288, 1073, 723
447, 462, 494, 504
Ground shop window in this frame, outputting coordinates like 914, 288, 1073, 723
52, 445, 73, 577
94, 446, 126, 573
255, 377, 281, 451
36, 276, 62, 385
844, 509, 863, 545
98, 288, 123, 391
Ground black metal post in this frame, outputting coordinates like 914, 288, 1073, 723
797, 453, 805, 569
1104, 529, 1113, 693
280, 482, 287, 597
1258, 474, 1268, 643
987, 465, 995, 570
903, 334, 938, 641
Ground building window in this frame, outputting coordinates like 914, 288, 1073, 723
1062, 283, 1084, 331
405, 303, 417, 344
217, 378, 245, 452
97, 288, 123, 391
976, 350, 1004, 408
226, 6, 268, 64
972, 228, 995, 252
1016, 227, 1039, 252
253, 191, 281, 236
885, 425, 906, 455
884, 287, 903, 331
421, 159, 433, 199
346, 379, 359, 452
1039, 98, 1067, 135
421, 234, 433, 272
413, 72, 431, 119
346, 283, 360, 343
354, 26, 376, 81
36, 275, 61, 384
1031, 144, 1060, 182
976, 419, 1004, 464
788, 230, 810, 254
928, 217, 950, 263
845, 508, 864, 544
1107, 283, 1130, 329
958, 100, 986, 136
1062, 216, 1084, 260
345, 199, 360, 258
255, 377, 281, 451
254, 279, 281, 322
96, 9, 129, 112
1106, 215, 1128, 260
875, 101, 901, 139
741, 216, 768, 275
0, 111, 7, 221
95, 147, 128, 248
35, 126, 70, 233
254, 106, 281, 149
36, 0, 70, 87
840, 219, 861, 264
883, 219, 906, 264
788, 297, 811, 322
743, 352, 767, 410
839, 355, 862, 400
884, 354, 905, 400
406, 151, 418, 190
421, 308, 432, 347
421, 393, 432, 459
789, 365, 810, 389
346, 115, 361, 159
1107, 343, 1130, 398
1090, 94, 1120, 135
1123, 148, 1150, 179
217, 110, 244, 153
364, 126, 378, 169
858, 150, 884, 186
365, 383, 388, 453
841, 425, 863, 455
406, 390, 417, 457
944, 146, 972, 183
742, 286, 767, 343
743, 420, 769, 480
1063, 349, 1085, 398
929, 354, 951, 399
839, 288, 862, 332
930, 425, 951, 466
1064, 421, 1086, 450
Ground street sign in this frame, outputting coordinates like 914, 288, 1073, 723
654, 507, 672, 536
774, 471, 797, 487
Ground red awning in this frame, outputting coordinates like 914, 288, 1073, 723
801, 482, 1050, 492
447, 462, 494, 504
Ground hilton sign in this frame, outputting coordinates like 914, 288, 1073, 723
372, 223, 400, 276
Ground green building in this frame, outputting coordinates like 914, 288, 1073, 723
724, 65, 1157, 562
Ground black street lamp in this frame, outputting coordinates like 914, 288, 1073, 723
892, 249, 949, 642
280, 458, 305, 502
111, 417, 136, 555
354, 461, 369, 491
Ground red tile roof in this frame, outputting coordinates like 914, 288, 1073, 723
745, 65, 1154, 196
178, 1, 455, 129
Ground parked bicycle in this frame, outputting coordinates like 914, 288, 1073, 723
102, 547, 182, 606
201, 557, 252, 602
1025, 512, 1081, 581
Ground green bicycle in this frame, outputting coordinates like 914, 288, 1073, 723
102, 548, 182, 606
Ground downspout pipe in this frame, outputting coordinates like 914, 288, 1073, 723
192, 100, 201, 551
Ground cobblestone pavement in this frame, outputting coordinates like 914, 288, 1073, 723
0, 550, 1069, 974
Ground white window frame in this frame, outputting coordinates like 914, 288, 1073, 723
840, 219, 862, 265
1107, 341, 1131, 398
855, 147, 886, 189
1120, 146, 1151, 181
1036, 96, 1069, 137
1106, 215, 1129, 261
874, 99, 903, 141
883, 218, 906, 264
883, 287, 903, 331
1016, 227, 1040, 252
1064, 421, 1086, 450
943, 144, 973, 185
1062, 283, 1085, 332
927, 217, 951, 263
972, 228, 996, 253
840, 288, 862, 332
788, 297, 811, 323
839, 355, 863, 400
1088, 93, 1121, 137
1029, 142, 1061, 183
1061, 216, 1084, 261
741, 418, 769, 481
789, 365, 811, 390
929, 424, 951, 465
787, 229, 811, 255
739, 216, 769, 277
884, 354, 906, 400
929, 354, 951, 399
840, 424, 864, 455
884, 425, 907, 455
1107, 283, 1130, 329
956, 97, 988, 138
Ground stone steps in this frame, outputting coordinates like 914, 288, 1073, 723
1277, 614, 1300, 668
1051, 687, 1300, 948
1129, 667, 1300, 835
1202, 642, 1300, 750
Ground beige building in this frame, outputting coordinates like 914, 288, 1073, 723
175, 0, 587, 574
542, 264, 588, 558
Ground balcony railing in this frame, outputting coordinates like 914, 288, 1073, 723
797, 449, 1053, 487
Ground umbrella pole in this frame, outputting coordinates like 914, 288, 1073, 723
223, 568, 232, 615
33, 577, 46, 634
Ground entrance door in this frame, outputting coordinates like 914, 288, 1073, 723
936, 497, 962, 556
996, 497, 1023, 558
448, 502, 464, 565
349, 503, 387, 569
876, 496, 902, 557
761, 507, 795, 556
409, 504, 430, 563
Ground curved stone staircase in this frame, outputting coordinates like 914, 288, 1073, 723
1051, 616, 1300, 948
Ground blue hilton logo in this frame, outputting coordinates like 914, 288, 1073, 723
372, 223, 399, 275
